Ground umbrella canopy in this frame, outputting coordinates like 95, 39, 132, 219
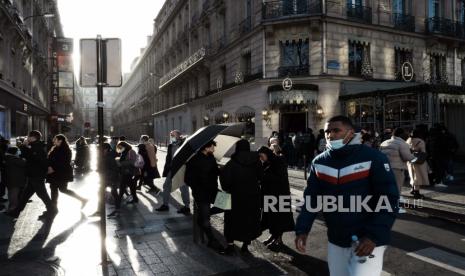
170, 123, 246, 192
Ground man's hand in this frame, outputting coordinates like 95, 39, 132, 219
355, 238, 376, 256
47, 166, 55, 175
295, 234, 308, 253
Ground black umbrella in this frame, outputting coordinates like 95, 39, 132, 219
170, 123, 246, 192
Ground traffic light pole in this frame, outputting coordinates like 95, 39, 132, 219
96, 35, 107, 266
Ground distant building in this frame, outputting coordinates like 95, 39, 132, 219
114, 0, 465, 152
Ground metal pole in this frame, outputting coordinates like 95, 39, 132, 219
96, 35, 107, 266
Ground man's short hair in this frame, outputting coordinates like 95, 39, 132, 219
200, 140, 216, 151
327, 115, 354, 129
28, 130, 42, 140
170, 130, 181, 136
119, 136, 126, 141
393, 128, 405, 137
140, 135, 149, 142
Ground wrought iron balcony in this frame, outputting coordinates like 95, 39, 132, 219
262, 0, 322, 20
392, 13, 415, 32
278, 65, 309, 77
425, 17, 465, 39
239, 16, 252, 34
346, 4, 372, 24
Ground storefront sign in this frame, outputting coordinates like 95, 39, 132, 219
52, 37, 75, 104
401, 62, 414, 82
327, 60, 340, 70
282, 77, 293, 91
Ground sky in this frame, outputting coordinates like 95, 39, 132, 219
57, 0, 164, 74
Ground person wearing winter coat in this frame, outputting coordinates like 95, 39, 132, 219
184, 140, 225, 254
406, 129, 429, 199
137, 135, 161, 193
47, 134, 88, 208
157, 130, 190, 214
101, 143, 119, 202
8, 131, 57, 219
220, 139, 263, 254
258, 146, 295, 247
108, 141, 138, 217
75, 136, 90, 171
379, 128, 417, 195
4, 147, 26, 212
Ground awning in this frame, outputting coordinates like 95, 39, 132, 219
340, 81, 422, 99
267, 84, 318, 105
235, 106, 255, 118
438, 94, 465, 104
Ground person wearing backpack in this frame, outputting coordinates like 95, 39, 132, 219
109, 141, 138, 217
406, 129, 429, 199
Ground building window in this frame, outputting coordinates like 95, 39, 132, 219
241, 53, 252, 76
430, 54, 447, 84
279, 39, 309, 77
461, 59, 465, 86
349, 41, 372, 78
346, 98, 376, 130
457, 0, 465, 23
220, 65, 226, 87
394, 48, 413, 80
429, 0, 442, 17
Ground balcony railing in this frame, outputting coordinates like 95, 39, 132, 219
278, 65, 309, 77
426, 17, 465, 39
392, 13, 415, 32
346, 4, 372, 24
262, 0, 322, 20
239, 16, 252, 34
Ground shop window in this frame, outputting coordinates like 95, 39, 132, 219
349, 41, 372, 78
384, 94, 418, 130
394, 48, 413, 80
346, 98, 375, 130
279, 39, 309, 77
430, 54, 447, 84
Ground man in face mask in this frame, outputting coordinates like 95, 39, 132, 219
156, 130, 191, 214
295, 116, 399, 276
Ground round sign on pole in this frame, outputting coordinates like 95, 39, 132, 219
401, 62, 414, 82
282, 77, 293, 91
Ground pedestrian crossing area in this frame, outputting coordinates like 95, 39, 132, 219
289, 187, 465, 276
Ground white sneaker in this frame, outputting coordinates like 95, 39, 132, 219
398, 207, 407, 214
435, 183, 448, 188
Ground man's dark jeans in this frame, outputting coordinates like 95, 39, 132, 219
16, 177, 54, 214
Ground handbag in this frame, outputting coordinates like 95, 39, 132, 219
213, 190, 232, 210
411, 141, 427, 164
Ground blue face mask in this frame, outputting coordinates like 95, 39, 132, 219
327, 131, 351, 150
327, 139, 345, 150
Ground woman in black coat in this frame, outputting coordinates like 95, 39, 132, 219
220, 139, 263, 254
47, 134, 88, 208
257, 146, 295, 247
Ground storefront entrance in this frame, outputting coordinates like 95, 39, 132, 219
280, 112, 306, 134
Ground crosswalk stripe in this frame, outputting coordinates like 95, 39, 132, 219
407, 247, 465, 275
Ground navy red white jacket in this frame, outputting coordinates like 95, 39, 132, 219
295, 138, 399, 248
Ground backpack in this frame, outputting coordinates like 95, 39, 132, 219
134, 153, 145, 168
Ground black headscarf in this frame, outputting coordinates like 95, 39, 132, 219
257, 146, 275, 164
234, 139, 250, 154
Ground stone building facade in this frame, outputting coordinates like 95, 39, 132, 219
0, 0, 82, 140
115, 0, 465, 150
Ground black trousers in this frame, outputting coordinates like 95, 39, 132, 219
0, 168, 5, 197
196, 202, 216, 242
16, 177, 54, 213
113, 175, 137, 209
49, 181, 85, 207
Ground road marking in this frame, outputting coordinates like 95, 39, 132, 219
407, 247, 465, 275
